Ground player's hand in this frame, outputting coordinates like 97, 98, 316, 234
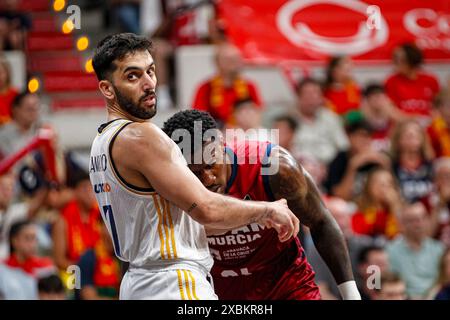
260, 198, 299, 242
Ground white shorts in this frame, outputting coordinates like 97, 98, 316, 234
119, 267, 218, 300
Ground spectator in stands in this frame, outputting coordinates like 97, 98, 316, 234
387, 202, 445, 299
38, 274, 66, 300
229, 99, 262, 131
347, 83, 406, 152
0, 91, 41, 161
272, 114, 298, 153
352, 167, 403, 240
141, 0, 216, 110
192, 43, 262, 127
293, 78, 349, 164
372, 272, 407, 300
0, 262, 37, 299
52, 168, 100, 272
426, 248, 450, 300
0, 57, 18, 126
5, 220, 55, 278
324, 118, 390, 200
110, 0, 141, 34
356, 245, 390, 300
390, 120, 435, 203
0, 171, 50, 260
385, 43, 440, 126
306, 197, 376, 299
77, 221, 121, 300
323, 55, 361, 116
427, 90, 450, 157
0, 0, 31, 51
428, 157, 450, 247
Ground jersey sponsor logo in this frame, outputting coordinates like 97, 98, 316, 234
93, 182, 111, 193
90, 154, 107, 173
208, 223, 265, 246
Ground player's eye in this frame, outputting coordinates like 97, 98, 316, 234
127, 73, 138, 80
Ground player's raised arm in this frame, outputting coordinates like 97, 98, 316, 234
267, 146, 361, 299
113, 122, 299, 242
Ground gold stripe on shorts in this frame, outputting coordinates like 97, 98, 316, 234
182, 269, 193, 300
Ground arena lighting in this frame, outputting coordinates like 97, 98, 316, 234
53, 0, 65, 12
85, 58, 94, 73
77, 36, 89, 51
28, 78, 40, 93
62, 19, 74, 34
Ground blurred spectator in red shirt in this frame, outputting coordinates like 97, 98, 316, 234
372, 272, 407, 300
0, 57, 18, 126
427, 90, 450, 158
272, 114, 298, 154
6, 220, 55, 278
77, 220, 121, 300
427, 248, 450, 300
390, 120, 435, 203
347, 83, 407, 152
192, 43, 262, 127
427, 157, 450, 247
52, 169, 100, 271
325, 118, 390, 200
385, 43, 440, 126
352, 167, 403, 240
324, 55, 361, 116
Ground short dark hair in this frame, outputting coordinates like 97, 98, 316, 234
12, 91, 32, 109
296, 78, 321, 95
363, 83, 385, 97
162, 110, 218, 154
345, 118, 374, 134
66, 167, 90, 189
357, 245, 385, 265
400, 43, 423, 68
234, 98, 256, 111
9, 220, 34, 253
273, 114, 299, 132
92, 33, 153, 81
38, 274, 64, 294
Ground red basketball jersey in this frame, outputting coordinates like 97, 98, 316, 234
208, 140, 320, 300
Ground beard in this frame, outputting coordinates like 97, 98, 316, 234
113, 85, 157, 120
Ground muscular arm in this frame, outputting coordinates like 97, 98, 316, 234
268, 146, 355, 286
113, 123, 298, 240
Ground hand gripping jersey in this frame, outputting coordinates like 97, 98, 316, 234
208, 140, 320, 300
89, 119, 216, 300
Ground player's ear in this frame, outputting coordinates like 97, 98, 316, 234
98, 80, 115, 100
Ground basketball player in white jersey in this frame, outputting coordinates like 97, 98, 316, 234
89, 33, 299, 300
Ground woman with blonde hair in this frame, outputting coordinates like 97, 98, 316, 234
390, 119, 435, 203
352, 167, 403, 239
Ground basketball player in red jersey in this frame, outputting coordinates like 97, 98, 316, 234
163, 110, 361, 300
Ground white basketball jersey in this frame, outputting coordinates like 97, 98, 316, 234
89, 119, 213, 273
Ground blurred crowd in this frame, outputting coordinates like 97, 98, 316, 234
0, 0, 450, 300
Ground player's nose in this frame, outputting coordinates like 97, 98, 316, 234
142, 73, 156, 91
